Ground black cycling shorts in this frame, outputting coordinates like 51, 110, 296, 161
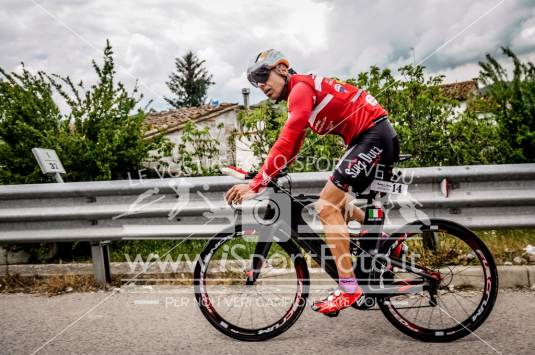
330, 116, 399, 193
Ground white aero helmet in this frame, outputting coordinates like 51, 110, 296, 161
247, 49, 290, 87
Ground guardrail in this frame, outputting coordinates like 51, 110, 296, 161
1, 163, 534, 284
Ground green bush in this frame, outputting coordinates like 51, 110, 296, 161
0, 66, 63, 184
235, 63, 509, 170
0, 40, 172, 185
476, 47, 535, 163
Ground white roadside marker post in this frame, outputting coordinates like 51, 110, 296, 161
31, 147, 111, 286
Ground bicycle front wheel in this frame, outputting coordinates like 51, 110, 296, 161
194, 229, 309, 341
377, 219, 498, 342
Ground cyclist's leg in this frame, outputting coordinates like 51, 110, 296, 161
316, 180, 354, 278
331, 119, 398, 264
342, 197, 365, 224
316, 188, 364, 224
312, 119, 398, 314
333, 119, 399, 224
311, 177, 363, 314
322, 131, 389, 278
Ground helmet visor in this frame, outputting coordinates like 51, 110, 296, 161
247, 65, 272, 87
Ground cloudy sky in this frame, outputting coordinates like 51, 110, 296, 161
1, 0, 535, 111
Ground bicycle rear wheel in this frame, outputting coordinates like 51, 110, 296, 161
377, 219, 498, 342
194, 229, 309, 341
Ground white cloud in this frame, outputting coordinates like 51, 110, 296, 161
1, 0, 534, 111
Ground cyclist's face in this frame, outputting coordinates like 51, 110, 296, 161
258, 65, 288, 100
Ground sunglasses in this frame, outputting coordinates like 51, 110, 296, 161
247, 65, 272, 87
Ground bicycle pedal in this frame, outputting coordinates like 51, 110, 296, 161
324, 311, 340, 318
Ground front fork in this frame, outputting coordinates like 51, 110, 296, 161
244, 203, 278, 285
245, 240, 272, 285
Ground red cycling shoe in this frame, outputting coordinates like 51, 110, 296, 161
311, 287, 364, 316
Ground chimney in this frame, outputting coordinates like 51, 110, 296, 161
241, 88, 250, 110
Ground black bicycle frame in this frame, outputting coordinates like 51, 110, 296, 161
244, 182, 437, 297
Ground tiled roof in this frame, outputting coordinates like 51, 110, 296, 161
439, 80, 479, 101
143, 103, 239, 138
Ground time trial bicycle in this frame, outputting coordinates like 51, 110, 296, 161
194, 158, 498, 342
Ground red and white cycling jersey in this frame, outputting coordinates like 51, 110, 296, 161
249, 74, 388, 192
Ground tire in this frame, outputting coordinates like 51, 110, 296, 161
193, 229, 309, 341
377, 218, 498, 342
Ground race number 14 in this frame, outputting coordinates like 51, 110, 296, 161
370, 179, 408, 195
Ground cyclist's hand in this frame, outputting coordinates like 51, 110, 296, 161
225, 184, 256, 205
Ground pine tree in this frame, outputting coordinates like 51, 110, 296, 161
165, 51, 214, 108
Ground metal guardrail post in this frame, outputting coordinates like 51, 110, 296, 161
90, 241, 111, 285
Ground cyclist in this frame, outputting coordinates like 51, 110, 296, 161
225, 49, 399, 315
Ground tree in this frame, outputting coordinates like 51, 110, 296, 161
0, 41, 176, 263
446, 110, 508, 165
174, 120, 223, 176
0, 65, 63, 184
0, 40, 172, 184
236, 63, 506, 172
48, 40, 172, 181
165, 51, 214, 108
235, 101, 287, 162
353, 64, 506, 167
235, 101, 344, 173
476, 47, 535, 163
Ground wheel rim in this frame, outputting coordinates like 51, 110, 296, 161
380, 227, 496, 335
197, 233, 307, 336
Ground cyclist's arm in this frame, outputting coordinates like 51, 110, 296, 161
290, 129, 307, 163
249, 82, 315, 192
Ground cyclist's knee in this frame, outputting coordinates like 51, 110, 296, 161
317, 180, 347, 220
316, 200, 343, 221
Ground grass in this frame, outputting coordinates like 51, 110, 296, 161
2, 229, 533, 295
109, 239, 207, 261
0, 272, 206, 295
476, 229, 535, 264
108, 229, 535, 264
0, 274, 105, 295
109, 235, 288, 262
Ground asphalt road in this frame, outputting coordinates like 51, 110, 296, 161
1, 287, 534, 355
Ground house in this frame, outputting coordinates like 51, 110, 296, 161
439, 80, 479, 116
143, 91, 259, 174
440, 79, 479, 102
143, 80, 480, 176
